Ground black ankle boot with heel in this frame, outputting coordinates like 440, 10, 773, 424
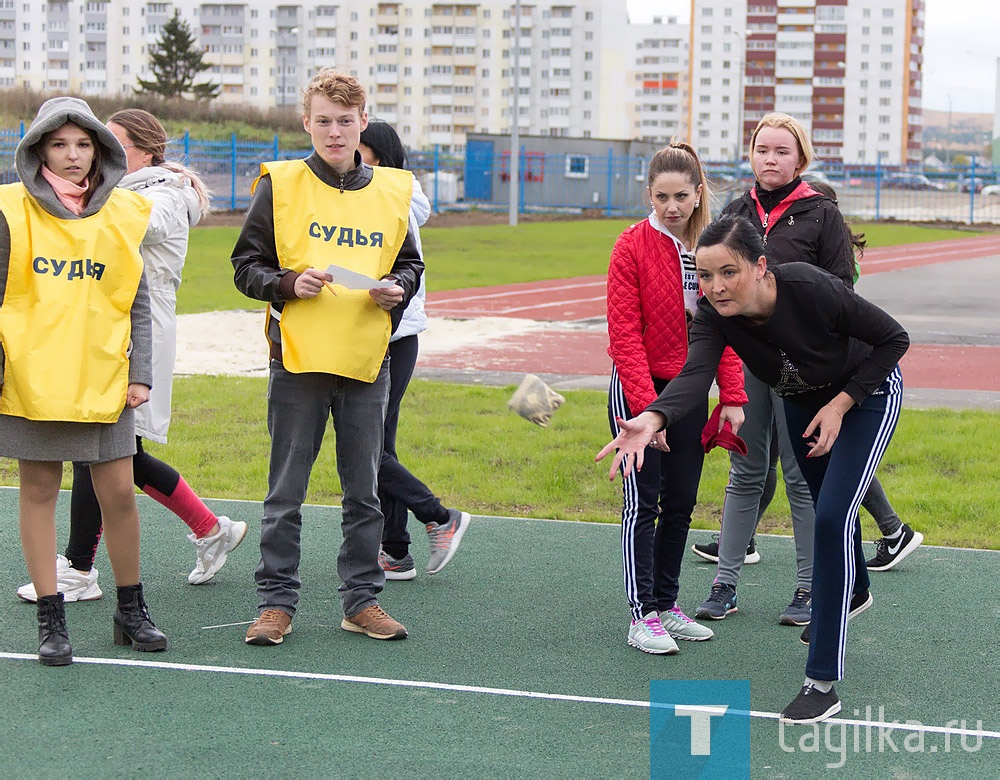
113, 583, 167, 652
37, 593, 73, 666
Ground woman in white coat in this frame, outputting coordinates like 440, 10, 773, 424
16, 109, 247, 604
359, 120, 470, 581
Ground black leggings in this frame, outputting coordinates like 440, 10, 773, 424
65, 437, 181, 571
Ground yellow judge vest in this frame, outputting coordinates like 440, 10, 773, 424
260, 160, 412, 382
0, 185, 150, 422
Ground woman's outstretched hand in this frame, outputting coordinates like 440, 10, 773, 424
595, 410, 667, 480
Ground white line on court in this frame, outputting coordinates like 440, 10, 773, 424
0, 652, 995, 740
200, 620, 255, 629
429, 278, 605, 303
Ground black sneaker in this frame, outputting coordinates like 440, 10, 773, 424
866, 524, 924, 571
779, 587, 812, 626
692, 536, 760, 565
780, 684, 841, 724
695, 582, 738, 620
800, 589, 873, 645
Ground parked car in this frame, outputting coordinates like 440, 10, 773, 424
957, 175, 984, 193
982, 184, 1000, 197
883, 173, 946, 191
801, 170, 833, 186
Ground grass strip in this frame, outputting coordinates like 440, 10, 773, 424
1, 377, 994, 550
180, 221, 984, 314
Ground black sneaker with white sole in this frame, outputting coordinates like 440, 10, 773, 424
780, 684, 842, 724
866, 524, 923, 571
800, 589, 873, 645
691, 536, 760, 565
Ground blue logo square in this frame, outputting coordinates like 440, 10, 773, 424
650, 679, 750, 779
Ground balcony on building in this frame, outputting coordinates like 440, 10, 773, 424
549, 55, 571, 70
429, 130, 454, 145
376, 2, 399, 21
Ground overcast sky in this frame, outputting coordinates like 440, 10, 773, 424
624, 0, 997, 114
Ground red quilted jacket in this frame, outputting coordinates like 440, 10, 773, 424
607, 219, 747, 414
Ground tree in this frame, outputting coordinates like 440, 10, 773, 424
136, 11, 220, 101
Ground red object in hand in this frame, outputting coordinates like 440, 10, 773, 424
700, 404, 749, 456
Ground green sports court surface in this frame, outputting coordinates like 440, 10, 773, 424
0, 486, 995, 778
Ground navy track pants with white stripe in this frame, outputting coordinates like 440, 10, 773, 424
608, 367, 708, 622
782, 367, 903, 681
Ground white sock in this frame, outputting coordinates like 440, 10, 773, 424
884, 527, 903, 541
805, 677, 833, 693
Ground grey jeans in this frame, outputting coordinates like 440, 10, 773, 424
716, 368, 815, 591
255, 358, 390, 618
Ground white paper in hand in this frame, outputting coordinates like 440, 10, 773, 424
325, 264, 396, 291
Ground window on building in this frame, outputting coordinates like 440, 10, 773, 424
565, 154, 589, 179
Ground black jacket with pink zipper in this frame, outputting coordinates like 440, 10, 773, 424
722, 178, 855, 288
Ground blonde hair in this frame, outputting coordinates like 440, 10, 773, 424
302, 68, 366, 116
748, 112, 813, 179
646, 141, 711, 248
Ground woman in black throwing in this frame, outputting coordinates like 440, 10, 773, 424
597, 215, 908, 724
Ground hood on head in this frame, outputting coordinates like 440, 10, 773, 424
15, 96, 127, 217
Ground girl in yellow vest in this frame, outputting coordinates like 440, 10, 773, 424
14, 109, 247, 607
0, 97, 167, 666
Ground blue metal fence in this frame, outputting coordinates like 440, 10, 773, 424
2, 125, 998, 225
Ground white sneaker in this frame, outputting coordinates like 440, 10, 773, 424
627, 612, 679, 655
188, 516, 248, 584
659, 605, 715, 641
16, 554, 102, 603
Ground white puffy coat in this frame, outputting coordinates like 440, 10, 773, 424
391, 176, 431, 341
122, 166, 203, 443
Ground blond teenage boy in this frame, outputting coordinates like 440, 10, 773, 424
232, 69, 423, 645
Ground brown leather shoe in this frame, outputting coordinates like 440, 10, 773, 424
341, 604, 408, 640
245, 609, 292, 645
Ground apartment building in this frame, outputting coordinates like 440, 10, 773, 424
0, 0, 921, 163
626, 13, 690, 145
686, 0, 923, 165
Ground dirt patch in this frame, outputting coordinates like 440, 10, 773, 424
200, 211, 248, 228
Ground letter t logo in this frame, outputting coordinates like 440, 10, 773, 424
674, 705, 729, 756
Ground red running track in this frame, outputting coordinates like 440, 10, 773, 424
423, 235, 1000, 393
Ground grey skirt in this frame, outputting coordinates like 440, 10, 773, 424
0, 406, 137, 464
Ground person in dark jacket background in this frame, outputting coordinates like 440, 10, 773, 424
692, 112, 844, 627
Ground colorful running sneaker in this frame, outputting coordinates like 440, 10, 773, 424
379, 549, 417, 581
659, 605, 715, 641
627, 612, 679, 655
426, 510, 470, 575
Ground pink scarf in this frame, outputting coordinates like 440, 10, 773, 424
40, 164, 89, 216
